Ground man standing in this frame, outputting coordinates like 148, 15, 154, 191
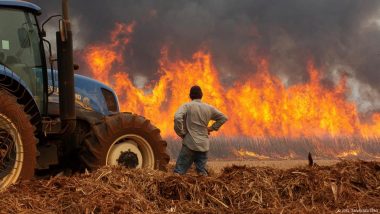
173, 85, 228, 176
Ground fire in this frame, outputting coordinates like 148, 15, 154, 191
235, 149, 270, 160
337, 149, 360, 158
83, 23, 380, 138
84, 22, 135, 84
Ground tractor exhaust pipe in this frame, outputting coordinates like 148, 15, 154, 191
57, 0, 76, 135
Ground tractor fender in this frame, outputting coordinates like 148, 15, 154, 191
0, 66, 42, 130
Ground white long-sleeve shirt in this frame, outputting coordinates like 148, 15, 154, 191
174, 99, 228, 152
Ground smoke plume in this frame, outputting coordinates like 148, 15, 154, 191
30, 0, 380, 110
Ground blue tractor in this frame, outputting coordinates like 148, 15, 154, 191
0, 0, 169, 189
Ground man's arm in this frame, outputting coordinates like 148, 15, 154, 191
209, 106, 228, 133
174, 104, 188, 138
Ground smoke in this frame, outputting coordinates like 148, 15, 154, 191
30, 0, 380, 109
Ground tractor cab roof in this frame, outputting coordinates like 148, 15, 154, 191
0, 0, 41, 14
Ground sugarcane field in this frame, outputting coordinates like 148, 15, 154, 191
1, 0, 380, 213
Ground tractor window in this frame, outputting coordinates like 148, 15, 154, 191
0, 8, 44, 111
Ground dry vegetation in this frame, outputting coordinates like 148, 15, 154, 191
167, 137, 380, 160
0, 160, 379, 213
207, 159, 339, 172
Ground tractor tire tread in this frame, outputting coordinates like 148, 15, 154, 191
0, 89, 36, 184
79, 113, 169, 171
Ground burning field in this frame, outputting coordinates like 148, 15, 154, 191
28, 0, 380, 159
80, 23, 380, 160
30, 0, 380, 160
0, 160, 379, 213
83, 25, 380, 139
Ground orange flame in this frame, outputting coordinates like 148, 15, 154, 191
83, 23, 380, 138
235, 149, 270, 160
84, 22, 135, 84
337, 149, 360, 158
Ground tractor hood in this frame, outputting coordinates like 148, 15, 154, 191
48, 70, 120, 116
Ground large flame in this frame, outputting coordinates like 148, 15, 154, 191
83, 23, 380, 139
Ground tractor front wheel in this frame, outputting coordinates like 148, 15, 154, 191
80, 113, 169, 171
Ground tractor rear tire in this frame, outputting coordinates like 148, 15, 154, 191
0, 89, 36, 190
80, 113, 169, 171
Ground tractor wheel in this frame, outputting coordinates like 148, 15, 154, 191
0, 90, 36, 190
80, 113, 169, 171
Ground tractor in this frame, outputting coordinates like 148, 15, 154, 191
0, 0, 169, 189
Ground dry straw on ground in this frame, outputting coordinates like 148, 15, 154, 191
0, 160, 379, 213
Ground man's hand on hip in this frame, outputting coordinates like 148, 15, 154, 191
207, 127, 214, 135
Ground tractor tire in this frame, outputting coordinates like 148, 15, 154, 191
0, 89, 36, 190
80, 113, 169, 171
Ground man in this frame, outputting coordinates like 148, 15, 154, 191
173, 85, 228, 176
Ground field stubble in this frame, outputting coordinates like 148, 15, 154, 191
0, 136, 379, 213
0, 160, 379, 213
167, 136, 380, 161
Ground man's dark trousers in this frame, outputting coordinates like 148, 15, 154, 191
174, 144, 208, 176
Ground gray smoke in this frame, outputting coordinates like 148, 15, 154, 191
30, 0, 380, 109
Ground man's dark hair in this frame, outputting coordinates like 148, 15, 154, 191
189, 85, 203, 100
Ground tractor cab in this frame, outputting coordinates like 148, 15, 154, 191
0, 1, 46, 112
